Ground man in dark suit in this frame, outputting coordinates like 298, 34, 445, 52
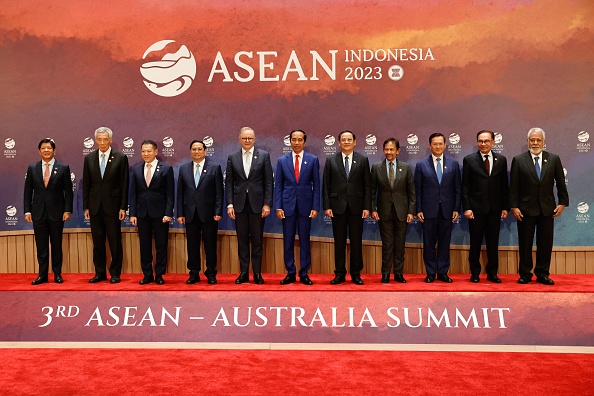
83, 127, 129, 284
24, 138, 73, 285
129, 140, 174, 285
274, 130, 320, 286
510, 127, 568, 285
226, 127, 273, 285
371, 138, 415, 284
462, 130, 509, 283
322, 130, 371, 285
415, 132, 461, 283
177, 140, 224, 285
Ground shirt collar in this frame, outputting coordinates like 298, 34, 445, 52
43, 158, 56, 167
145, 158, 158, 167
243, 147, 254, 156
193, 159, 206, 168
99, 147, 112, 158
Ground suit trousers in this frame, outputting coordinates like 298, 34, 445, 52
378, 206, 408, 275
422, 208, 452, 275
235, 196, 264, 273
90, 209, 123, 277
331, 206, 364, 276
185, 216, 218, 276
33, 213, 64, 277
517, 214, 554, 278
137, 216, 170, 277
282, 202, 312, 277
468, 211, 501, 276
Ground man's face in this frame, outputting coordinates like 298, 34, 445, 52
290, 131, 306, 154
141, 144, 158, 163
338, 132, 356, 154
429, 135, 446, 157
239, 129, 256, 151
477, 132, 494, 155
528, 132, 545, 155
190, 142, 206, 162
39, 142, 55, 161
95, 132, 112, 152
383, 141, 399, 162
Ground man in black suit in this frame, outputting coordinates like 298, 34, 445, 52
371, 138, 415, 284
177, 140, 224, 285
83, 127, 129, 284
129, 140, 174, 285
322, 130, 371, 285
510, 127, 569, 285
226, 127, 273, 285
462, 130, 509, 283
24, 138, 73, 285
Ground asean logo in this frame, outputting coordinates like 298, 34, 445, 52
284, 135, 291, 147
140, 40, 197, 97
494, 132, 503, 144
407, 134, 418, 145
83, 137, 94, 149
365, 134, 376, 145
203, 136, 214, 148
449, 133, 460, 145
6, 205, 17, 217
324, 135, 335, 146
577, 202, 589, 214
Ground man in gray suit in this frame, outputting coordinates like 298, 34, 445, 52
371, 138, 415, 283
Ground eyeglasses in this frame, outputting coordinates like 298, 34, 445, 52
241, 137, 255, 142
478, 140, 493, 144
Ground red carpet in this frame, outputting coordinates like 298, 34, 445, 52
2, 273, 593, 292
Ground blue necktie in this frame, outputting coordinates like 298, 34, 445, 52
345, 156, 350, 178
534, 156, 541, 180
194, 164, 200, 187
100, 153, 106, 178
436, 158, 442, 184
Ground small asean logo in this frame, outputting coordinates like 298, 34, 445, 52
140, 40, 197, 97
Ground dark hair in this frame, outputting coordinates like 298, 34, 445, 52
476, 130, 495, 140
141, 139, 158, 150
189, 140, 206, 150
429, 133, 445, 144
383, 137, 400, 149
290, 129, 307, 142
38, 138, 55, 150
338, 130, 356, 141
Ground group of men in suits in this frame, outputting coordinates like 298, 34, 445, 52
24, 126, 568, 286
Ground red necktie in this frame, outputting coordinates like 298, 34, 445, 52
484, 155, 490, 174
294, 154, 300, 182
43, 163, 50, 187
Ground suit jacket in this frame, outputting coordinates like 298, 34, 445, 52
462, 151, 509, 214
322, 151, 371, 214
371, 159, 415, 221
24, 160, 73, 222
414, 155, 461, 219
177, 158, 224, 223
129, 160, 174, 219
225, 148, 273, 213
273, 151, 320, 217
83, 149, 129, 216
509, 151, 569, 216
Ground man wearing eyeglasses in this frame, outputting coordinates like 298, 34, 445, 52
462, 130, 509, 283
226, 127, 273, 284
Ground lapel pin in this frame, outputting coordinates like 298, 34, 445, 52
544, 159, 548, 163
399, 168, 402, 172
254, 156, 258, 159
353, 161, 357, 164
304, 161, 307, 165
444, 166, 448, 169
494, 158, 498, 161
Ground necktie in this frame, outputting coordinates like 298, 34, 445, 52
100, 153, 106, 178
345, 156, 350, 178
436, 158, 442, 184
43, 163, 50, 187
194, 164, 201, 187
145, 163, 152, 187
294, 154, 300, 182
388, 161, 395, 187
534, 156, 541, 179
244, 151, 251, 177
484, 155, 490, 175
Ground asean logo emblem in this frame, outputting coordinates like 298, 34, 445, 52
140, 40, 197, 97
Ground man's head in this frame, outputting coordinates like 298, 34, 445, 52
141, 140, 158, 163
476, 130, 495, 155
429, 133, 446, 157
383, 138, 400, 162
239, 127, 256, 151
190, 140, 206, 163
290, 129, 306, 154
338, 130, 356, 155
94, 127, 113, 153
527, 127, 545, 156
38, 138, 56, 162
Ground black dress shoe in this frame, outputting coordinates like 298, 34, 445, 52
536, 276, 555, 285
207, 275, 217, 285
300, 275, 313, 285
470, 275, 480, 283
330, 275, 346, 285
110, 276, 121, 284
235, 272, 249, 284
155, 275, 165, 285
280, 274, 296, 285
393, 274, 407, 283
253, 273, 265, 285
517, 276, 532, 284
487, 274, 502, 283
381, 274, 390, 283
351, 275, 364, 285
54, 274, 64, 284
32, 276, 48, 285
89, 274, 108, 283
424, 274, 436, 283
437, 273, 453, 283
186, 273, 201, 284
139, 276, 155, 285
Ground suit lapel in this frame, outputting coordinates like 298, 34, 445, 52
540, 151, 550, 180
393, 160, 403, 189
197, 160, 208, 189
338, 153, 348, 180
524, 152, 540, 182
476, 152, 488, 176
